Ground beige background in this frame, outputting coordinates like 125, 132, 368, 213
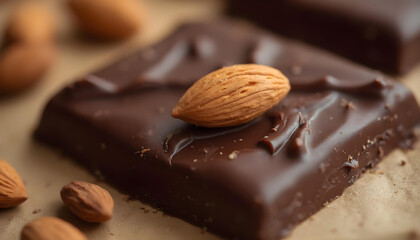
0, 0, 420, 239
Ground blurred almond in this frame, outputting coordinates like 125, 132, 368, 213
0, 44, 55, 94
68, 0, 144, 40
21, 217, 87, 240
0, 158, 28, 208
5, 2, 55, 45
61, 181, 114, 223
172, 64, 291, 127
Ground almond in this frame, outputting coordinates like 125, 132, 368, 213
61, 181, 114, 223
0, 2, 56, 94
21, 217, 87, 240
172, 64, 291, 127
68, 0, 144, 40
5, 2, 55, 45
0, 43, 55, 94
0, 159, 28, 208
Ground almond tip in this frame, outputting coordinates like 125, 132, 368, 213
171, 108, 180, 118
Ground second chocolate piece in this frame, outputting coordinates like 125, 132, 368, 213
229, 0, 420, 74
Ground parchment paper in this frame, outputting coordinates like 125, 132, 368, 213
0, 1, 419, 240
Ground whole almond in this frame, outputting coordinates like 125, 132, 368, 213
0, 159, 28, 208
68, 0, 144, 40
5, 2, 55, 45
0, 44, 55, 94
61, 181, 114, 223
172, 64, 291, 127
21, 217, 87, 240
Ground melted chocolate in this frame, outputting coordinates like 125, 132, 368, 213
260, 112, 304, 155
35, 20, 420, 240
290, 76, 389, 97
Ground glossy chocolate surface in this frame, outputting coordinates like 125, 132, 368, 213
228, 0, 420, 74
36, 20, 420, 240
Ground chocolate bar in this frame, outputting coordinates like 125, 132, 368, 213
35, 20, 420, 240
228, 0, 420, 74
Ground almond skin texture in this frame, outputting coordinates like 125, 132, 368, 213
5, 2, 55, 45
61, 181, 114, 223
21, 217, 87, 240
0, 159, 28, 208
172, 64, 291, 127
68, 0, 144, 40
0, 44, 55, 94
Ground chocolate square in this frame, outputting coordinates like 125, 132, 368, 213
36, 21, 420, 240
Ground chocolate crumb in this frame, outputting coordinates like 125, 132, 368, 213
340, 98, 355, 109
140, 148, 151, 157
343, 158, 359, 170
401, 160, 406, 166
228, 150, 239, 160
378, 146, 384, 157
32, 209, 41, 214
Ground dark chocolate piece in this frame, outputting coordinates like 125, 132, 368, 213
228, 0, 420, 74
35, 20, 420, 240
